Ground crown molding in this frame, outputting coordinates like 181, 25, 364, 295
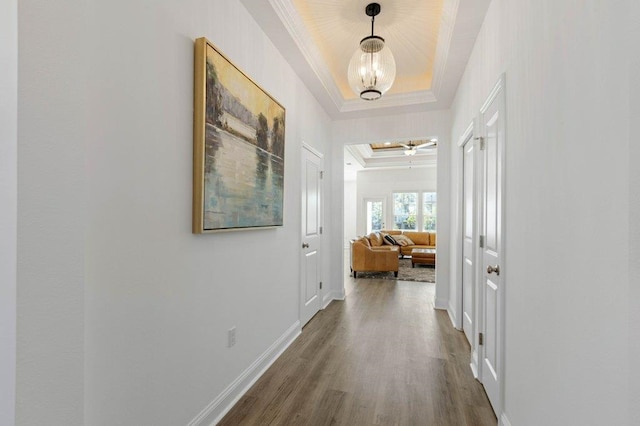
431, 0, 460, 97
269, 0, 344, 111
340, 90, 437, 113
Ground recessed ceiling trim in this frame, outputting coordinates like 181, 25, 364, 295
345, 144, 436, 170
344, 145, 367, 168
431, 0, 460, 96
269, 0, 345, 110
242, 0, 492, 119
363, 157, 437, 169
270, 0, 443, 115
340, 90, 437, 113
353, 144, 374, 159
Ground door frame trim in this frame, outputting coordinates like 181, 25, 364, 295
300, 143, 324, 326
455, 121, 475, 330
456, 122, 484, 378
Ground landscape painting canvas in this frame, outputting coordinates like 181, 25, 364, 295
193, 37, 286, 233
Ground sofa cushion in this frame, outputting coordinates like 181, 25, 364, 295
403, 231, 428, 245
368, 232, 384, 247
429, 232, 437, 246
394, 234, 415, 246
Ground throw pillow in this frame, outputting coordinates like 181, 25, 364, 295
356, 237, 370, 247
368, 232, 383, 247
383, 234, 398, 246
394, 234, 415, 246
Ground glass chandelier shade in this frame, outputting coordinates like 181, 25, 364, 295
347, 3, 396, 101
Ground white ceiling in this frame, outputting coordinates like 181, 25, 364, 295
240, 0, 492, 120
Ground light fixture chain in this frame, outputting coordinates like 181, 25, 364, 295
371, 14, 375, 37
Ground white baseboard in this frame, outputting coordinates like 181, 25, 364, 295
499, 413, 512, 426
323, 293, 333, 309
187, 321, 301, 426
446, 301, 460, 329
434, 297, 448, 310
469, 361, 478, 379
322, 289, 345, 309
470, 348, 479, 379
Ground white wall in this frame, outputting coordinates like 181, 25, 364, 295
355, 167, 437, 236
630, 1, 640, 420
0, 0, 17, 424
449, 0, 630, 424
17, 0, 87, 423
344, 180, 357, 247
18, 0, 333, 424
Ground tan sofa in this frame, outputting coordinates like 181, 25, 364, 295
379, 230, 436, 257
350, 235, 399, 278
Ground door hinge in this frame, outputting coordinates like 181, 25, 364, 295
479, 235, 485, 248
319, 226, 323, 235
319, 281, 323, 289
475, 136, 485, 150
320, 171, 324, 179
479, 332, 484, 346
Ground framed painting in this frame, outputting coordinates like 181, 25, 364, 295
193, 37, 286, 233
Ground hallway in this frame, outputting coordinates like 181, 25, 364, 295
220, 277, 496, 425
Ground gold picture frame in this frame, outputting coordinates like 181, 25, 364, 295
193, 37, 286, 233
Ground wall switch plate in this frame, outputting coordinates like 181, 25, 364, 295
228, 327, 236, 348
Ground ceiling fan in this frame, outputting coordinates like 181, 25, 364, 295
400, 140, 437, 156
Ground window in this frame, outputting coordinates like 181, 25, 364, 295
392, 192, 437, 231
423, 192, 437, 230
365, 199, 384, 233
393, 192, 418, 230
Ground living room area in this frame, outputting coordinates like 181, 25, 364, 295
343, 142, 438, 284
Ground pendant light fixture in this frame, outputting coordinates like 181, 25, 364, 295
347, 3, 396, 101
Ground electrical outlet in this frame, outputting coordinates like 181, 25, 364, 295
228, 327, 236, 348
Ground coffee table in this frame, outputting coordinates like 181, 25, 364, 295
411, 248, 436, 267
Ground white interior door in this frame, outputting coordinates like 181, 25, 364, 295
300, 145, 323, 327
479, 78, 505, 415
462, 138, 476, 345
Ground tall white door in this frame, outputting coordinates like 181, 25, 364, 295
462, 138, 476, 345
479, 79, 506, 415
300, 145, 323, 327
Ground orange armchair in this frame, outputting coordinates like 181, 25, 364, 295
350, 237, 399, 278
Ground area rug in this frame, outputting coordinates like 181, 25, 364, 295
355, 258, 435, 283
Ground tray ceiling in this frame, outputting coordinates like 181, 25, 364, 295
241, 0, 492, 119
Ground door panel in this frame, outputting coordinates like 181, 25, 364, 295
462, 140, 475, 344
485, 113, 499, 251
304, 250, 319, 305
306, 165, 319, 233
484, 277, 498, 379
301, 147, 323, 327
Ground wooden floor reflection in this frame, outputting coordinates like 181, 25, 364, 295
219, 276, 497, 425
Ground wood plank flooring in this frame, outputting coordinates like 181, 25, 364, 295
219, 277, 497, 425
